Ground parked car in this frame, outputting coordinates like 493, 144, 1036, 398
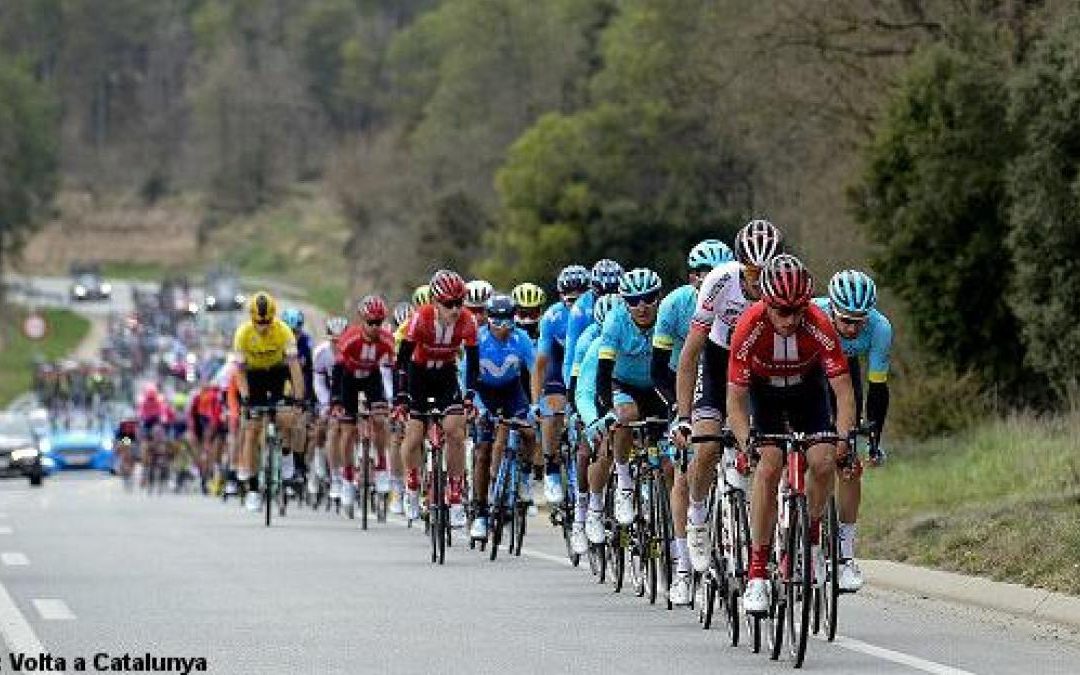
204, 270, 245, 312
70, 264, 112, 301
0, 413, 45, 486
40, 414, 115, 474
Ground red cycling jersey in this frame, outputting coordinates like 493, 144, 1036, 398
337, 325, 395, 377
404, 304, 478, 368
192, 386, 223, 425
727, 301, 848, 387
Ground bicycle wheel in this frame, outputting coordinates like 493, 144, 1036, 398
700, 483, 721, 629
629, 473, 648, 598
786, 495, 812, 668
429, 449, 441, 564
645, 475, 659, 605
436, 455, 447, 565
263, 439, 273, 528
361, 439, 371, 531
656, 474, 675, 610
822, 496, 840, 642
513, 501, 527, 557
768, 519, 785, 660
489, 463, 507, 561
725, 490, 749, 646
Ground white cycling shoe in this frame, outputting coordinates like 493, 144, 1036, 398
812, 546, 825, 585
340, 481, 356, 508
470, 516, 489, 540
329, 478, 341, 502
585, 510, 606, 545
281, 454, 295, 482
687, 522, 711, 573
449, 503, 467, 529
839, 559, 864, 592
374, 470, 391, 494
570, 523, 589, 555
244, 491, 261, 512
543, 474, 564, 504
404, 490, 421, 521
669, 571, 693, 606
614, 489, 635, 526
743, 578, 770, 614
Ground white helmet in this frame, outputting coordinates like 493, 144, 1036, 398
465, 279, 494, 309
735, 219, 782, 268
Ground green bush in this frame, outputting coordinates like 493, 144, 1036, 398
889, 367, 990, 440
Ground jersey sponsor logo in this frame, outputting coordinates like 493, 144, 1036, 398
480, 356, 521, 378
700, 272, 729, 311
804, 320, 836, 351
735, 320, 766, 361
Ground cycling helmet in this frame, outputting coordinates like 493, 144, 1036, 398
761, 254, 813, 309
411, 284, 432, 308
511, 282, 547, 309
465, 279, 494, 309
735, 219, 782, 268
325, 316, 349, 337
392, 302, 412, 327
828, 269, 877, 317
248, 291, 277, 323
687, 239, 734, 269
593, 293, 623, 325
281, 308, 304, 330
557, 265, 590, 294
618, 268, 662, 298
591, 259, 624, 294
358, 294, 388, 321
487, 293, 516, 323
430, 270, 467, 303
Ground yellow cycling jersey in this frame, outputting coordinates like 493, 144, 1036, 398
393, 321, 408, 351
233, 318, 298, 370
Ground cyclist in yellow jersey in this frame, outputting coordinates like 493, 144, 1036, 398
232, 291, 306, 511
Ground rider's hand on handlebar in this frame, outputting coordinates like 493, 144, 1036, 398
669, 417, 692, 449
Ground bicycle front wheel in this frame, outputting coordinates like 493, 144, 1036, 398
786, 495, 812, 668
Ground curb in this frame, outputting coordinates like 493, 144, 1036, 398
863, 559, 1080, 628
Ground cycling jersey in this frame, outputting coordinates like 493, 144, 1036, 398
538, 301, 571, 358
404, 304, 478, 368
296, 330, 314, 401
691, 261, 751, 349
574, 337, 604, 427
393, 320, 409, 351
232, 319, 298, 370
728, 301, 848, 387
337, 326, 395, 377
598, 302, 655, 389
570, 323, 600, 378
312, 341, 336, 409
811, 298, 893, 383
562, 290, 596, 385
137, 393, 172, 423
653, 283, 697, 369
477, 325, 535, 388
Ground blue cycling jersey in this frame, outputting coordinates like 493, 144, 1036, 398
538, 301, 571, 357
598, 302, 655, 389
571, 323, 600, 378
811, 298, 893, 382
562, 290, 596, 385
652, 284, 697, 371
477, 325, 535, 388
574, 337, 604, 427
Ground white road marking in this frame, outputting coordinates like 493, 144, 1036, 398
832, 636, 976, 675
1, 553, 29, 566
0, 580, 43, 653
520, 547, 977, 675
32, 599, 75, 621
0, 526, 13, 535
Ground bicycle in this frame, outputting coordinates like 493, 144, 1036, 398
548, 410, 581, 566
487, 415, 532, 561
247, 402, 296, 527
753, 430, 839, 669
413, 403, 451, 565
355, 394, 389, 530
624, 418, 674, 607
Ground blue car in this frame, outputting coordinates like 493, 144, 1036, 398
41, 420, 115, 474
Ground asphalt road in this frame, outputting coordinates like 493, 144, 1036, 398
0, 474, 1076, 674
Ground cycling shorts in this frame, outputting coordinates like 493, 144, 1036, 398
408, 366, 463, 417
476, 382, 530, 443
542, 344, 567, 396
692, 341, 729, 423
333, 365, 388, 420
749, 367, 833, 436
613, 380, 669, 421
246, 364, 290, 406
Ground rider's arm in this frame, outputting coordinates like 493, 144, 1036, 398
287, 355, 305, 400
236, 364, 251, 400
830, 373, 856, 440
675, 328, 707, 418
865, 311, 893, 436
394, 340, 415, 398
651, 346, 675, 409
866, 382, 889, 436
595, 356, 615, 414
726, 383, 751, 450
520, 366, 533, 405
464, 344, 479, 393
314, 362, 331, 407
532, 352, 547, 403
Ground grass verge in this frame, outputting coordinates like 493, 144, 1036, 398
860, 411, 1080, 594
0, 307, 90, 406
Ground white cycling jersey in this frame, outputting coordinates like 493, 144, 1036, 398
690, 260, 752, 349
313, 340, 336, 410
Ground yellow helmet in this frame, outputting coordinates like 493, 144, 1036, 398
511, 282, 546, 310
248, 291, 277, 324
411, 284, 433, 308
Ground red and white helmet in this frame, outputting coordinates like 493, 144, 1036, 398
357, 294, 388, 321
735, 219, 782, 268
430, 269, 467, 303
761, 254, 813, 309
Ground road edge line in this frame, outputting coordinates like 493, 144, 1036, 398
0, 578, 43, 654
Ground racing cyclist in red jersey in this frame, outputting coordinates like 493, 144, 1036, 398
394, 270, 480, 528
726, 255, 856, 614
335, 296, 396, 504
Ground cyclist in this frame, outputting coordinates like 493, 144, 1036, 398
468, 294, 537, 541
282, 308, 313, 489
188, 378, 225, 494
568, 293, 623, 554
727, 255, 856, 614
311, 317, 346, 500
394, 270, 479, 529
232, 291, 306, 511
511, 282, 546, 342
465, 280, 494, 328
595, 269, 667, 529
562, 259, 624, 388
534, 264, 590, 504
649, 238, 734, 604
813, 270, 893, 591
335, 296, 396, 506
673, 219, 781, 575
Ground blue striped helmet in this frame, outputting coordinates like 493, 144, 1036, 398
828, 270, 877, 317
557, 265, 590, 294
618, 268, 662, 298
687, 239, 734, 269
590, 259, 624, 294
281, 308, 304, 330
593, 294, 623, 325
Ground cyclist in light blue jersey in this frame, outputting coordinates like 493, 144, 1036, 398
651, 239, 734, 407
811, 269, 894, 592
533, 265, 590, 504
468, 294, 537, 542
562, 259, 623, 387
569, 294, 623, 555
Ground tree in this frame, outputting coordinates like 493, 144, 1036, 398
851, 40, 1034, 396
1007, 13, 1080, 397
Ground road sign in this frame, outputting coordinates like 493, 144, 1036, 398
23, 312, 46, 340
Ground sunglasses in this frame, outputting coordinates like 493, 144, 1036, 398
562, 294, 581, 304
625, 292, 659, 307
836, 314, 867, 327
690, 266, 713, 277
365, 319, 382, 327
490, 318, 514, 329
516, 309, 543, 321
254, 318, 273, 327
770, 305, 806, 318
439, 298, 464, 309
